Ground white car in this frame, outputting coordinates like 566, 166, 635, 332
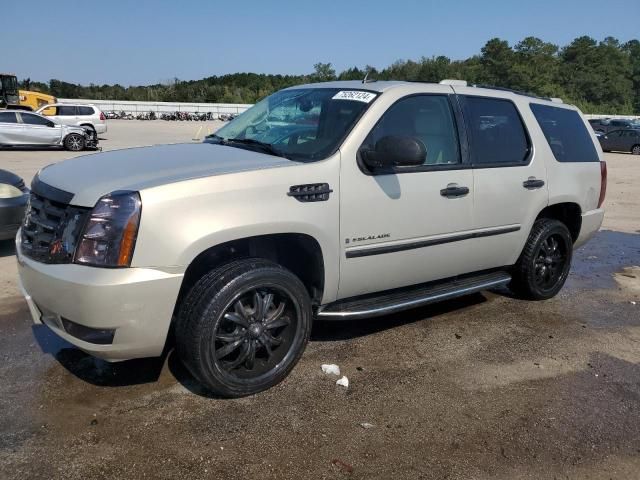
17, 80, 605, 397
0, 110, 97, 151
36, 103, 107, 135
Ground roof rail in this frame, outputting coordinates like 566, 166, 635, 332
470, 84, 553, 101
439, 79, 468, 86
407, 79, 563, 103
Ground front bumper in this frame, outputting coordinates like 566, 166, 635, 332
16, 236, 184, 361
0, 194, 28, 240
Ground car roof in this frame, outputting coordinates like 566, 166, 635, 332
287, 80, 574, 106
285, 80, 409, 93
41, 103, 96, 107
2, 110, 42, 114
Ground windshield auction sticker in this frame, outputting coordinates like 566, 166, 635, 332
332, 91, 377, 103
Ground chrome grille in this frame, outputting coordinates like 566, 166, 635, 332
21, 192, 90, 264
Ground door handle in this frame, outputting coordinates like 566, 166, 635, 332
523, 177, 545, 190
440, 183, 470, 198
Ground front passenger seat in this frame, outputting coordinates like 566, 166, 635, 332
413, 108, 457, 165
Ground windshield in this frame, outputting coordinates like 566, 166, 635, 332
208, 88, 378, 161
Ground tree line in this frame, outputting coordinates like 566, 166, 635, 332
20, 36, 640, 114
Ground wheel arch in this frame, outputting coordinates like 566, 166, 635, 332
175, 233, 326, 315
535, 202, 582, 242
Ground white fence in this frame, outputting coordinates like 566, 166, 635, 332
58, 98, 252, 117
584, 114, 639, 120
57, 98, 638, 121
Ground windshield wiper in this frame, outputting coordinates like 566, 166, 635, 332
224, 138, 288, 158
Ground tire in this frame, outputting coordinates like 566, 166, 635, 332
176, 258, 312, 397
64, 133, 85, 151
632, 145, 640, 155
510, 218, 573, 300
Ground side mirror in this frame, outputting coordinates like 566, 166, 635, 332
360, 135, 426, 170
47, 121, 56, 128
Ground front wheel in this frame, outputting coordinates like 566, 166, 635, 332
64, 133, 85, 151
510, 219, 573, 300
631, 145, 640, 155
176, 258, 312, 397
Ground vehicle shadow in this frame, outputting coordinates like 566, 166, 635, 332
310, 293, 488, 342
0, 146, 65, 152
33, 324, 166, 388
0, 239, 16, 257
168, 293, 490, 399
33, 292, 492, 396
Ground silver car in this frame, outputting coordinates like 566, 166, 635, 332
0, 110, 97, 151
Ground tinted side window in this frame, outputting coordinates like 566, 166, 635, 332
362, 95, 460, 166
77, 106, 94, 115
530, 104, 599, 163
20, 113, 51, 126
461, 97, 530, 165
0, 112, 18, 123
57, 106, 76, 116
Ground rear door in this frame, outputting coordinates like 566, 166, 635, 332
453, 89, 548, 270
0, 111, 22, 144
620, 129, 640, 152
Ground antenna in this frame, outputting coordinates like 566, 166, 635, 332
362, 72, 377, 84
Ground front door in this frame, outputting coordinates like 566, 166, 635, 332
338, 92, 476, 299
17, 112, 62, 145
600, 130, 624, 151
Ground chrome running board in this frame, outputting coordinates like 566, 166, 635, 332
317, 271, 511, 320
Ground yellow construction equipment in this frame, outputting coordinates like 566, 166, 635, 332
1, 73, 56, 110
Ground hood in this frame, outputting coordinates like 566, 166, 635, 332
37, 143, 294, 206
0, 168, 24, 187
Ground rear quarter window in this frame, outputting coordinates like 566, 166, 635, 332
77, 106, 95, 115
531, 104, 599, 162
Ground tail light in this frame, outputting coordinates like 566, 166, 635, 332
597, 161, 607, 208
99, 111, 106, 121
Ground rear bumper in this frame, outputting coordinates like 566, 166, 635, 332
0, 194, 28, 240
575, 208, 604, 249
16, 235, 183, 361
94, 123, 107, 134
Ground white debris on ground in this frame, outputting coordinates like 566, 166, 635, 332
336, 376, 349, 388
360, 422, 375, 429
321, 364, 341, 376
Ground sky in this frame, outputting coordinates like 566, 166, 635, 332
4, 0, 639, 86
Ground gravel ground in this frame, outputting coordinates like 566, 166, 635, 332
0, 120, 639, 479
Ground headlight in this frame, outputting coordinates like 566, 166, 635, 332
0, 183, 23, 199
74, 191, 141, 267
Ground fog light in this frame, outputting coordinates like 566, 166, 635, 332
60, 317, 115, 345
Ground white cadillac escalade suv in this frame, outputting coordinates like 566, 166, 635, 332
16, 80, 606, 397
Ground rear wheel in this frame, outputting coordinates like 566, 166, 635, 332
176, 258, 312, 397
632, 144, 640, 155
510, 219, 573, 300
64, 133, 85, 151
